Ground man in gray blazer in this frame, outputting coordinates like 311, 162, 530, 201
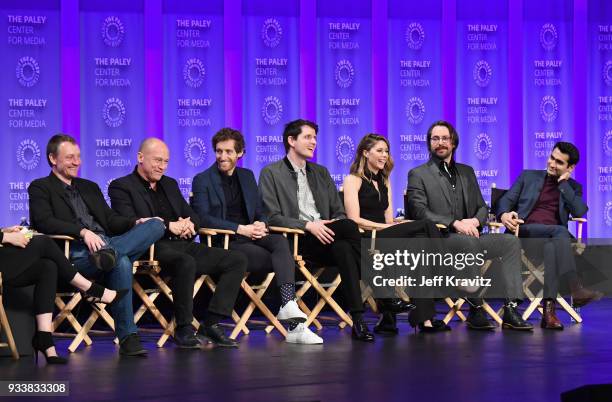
497, 142, 602, 329
259, 119, 409, 342
407, 120, 532, 331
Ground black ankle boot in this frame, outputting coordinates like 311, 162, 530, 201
374, 311, 398, 335
32, 331, 67, 365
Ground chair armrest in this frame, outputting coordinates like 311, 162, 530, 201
47, 234, 76, 241
198, 228, 235, 249
269, 226, 305, 235
570, 217, 587, 223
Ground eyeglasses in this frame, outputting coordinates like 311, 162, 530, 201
430, 136, 451, 144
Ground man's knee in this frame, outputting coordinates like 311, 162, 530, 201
550, 225, 572, 238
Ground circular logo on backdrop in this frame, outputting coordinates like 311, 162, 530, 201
261, 18, 282, 48
101, 16, 124, 47
405, 97, 426, 125
473, 60, 492, 87
605, 201, 612, 227
184, 137, 207, 167
603, 130, 612, 157
540, 95, 559, 123
335, 59, 355, 89
102, 97, 126, 128
183, 58, 205, 88
16, 139, 41, 171
261, 96, 283, 125
336, 135, 355, 164
473, 133, 493, 160
16, 57, 40, 87
539, 23, 558, 51
405, 22, 425, 50
603, 61, 612, 86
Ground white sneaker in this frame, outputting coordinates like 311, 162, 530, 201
277, 299, 307, 322
286, 323, 323, 344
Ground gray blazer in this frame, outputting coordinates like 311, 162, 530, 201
406, 158, 488, 228
258, 157, 346, 230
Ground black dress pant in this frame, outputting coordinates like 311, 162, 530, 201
300, 219, 364, 314
230, 233, 294, 286
154, 239, 248, 327
1, 235, 72, 314
373, 219, 443, 326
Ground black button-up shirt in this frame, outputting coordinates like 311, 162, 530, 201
64, 184, 106, 235
135, 172, 178, 239
220, 170, 250, 226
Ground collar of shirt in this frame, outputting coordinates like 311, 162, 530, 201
134, 169, 155, 191
288, 158, 307, 175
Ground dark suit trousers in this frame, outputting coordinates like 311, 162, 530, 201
1, 235, 73, 314
300, 219, 364, 315
154, 239, 248, 327
373, 219, 443, 325
519, 224, 575, 298
229, 234, 294, 286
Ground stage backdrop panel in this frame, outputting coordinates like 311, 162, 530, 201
388, 0, 442, 214
163, 0, 224, 199
241, 0, 300, 180
317, 0, 373, 188
588, 0, 612, 238
0, 0, 61, 226
523, 0, 573, 170
456, 0, 509, 203
80, 0, 145, 201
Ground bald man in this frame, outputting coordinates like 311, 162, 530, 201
109, 138, 247, 348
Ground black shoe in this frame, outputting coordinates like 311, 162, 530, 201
198, 324, 238, 348
502, 305, 533, 331
81, 284, 129, 312
89, 249, 116, 272
417, 319, 452, 333
32, 331, 68, 365
174, 326, 202, 349
377, 298, 415, 314
351, 318, 375, 342
374, 311, 398, 335
119, 333, 148, 356
466, 307, 496, 330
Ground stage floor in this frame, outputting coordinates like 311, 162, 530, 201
2, 300, 612, 402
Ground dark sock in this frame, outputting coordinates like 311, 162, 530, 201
204, 312, 224, 327
279, 283, 295, 306
351, 311, 364, 322
288, 322, 299, 331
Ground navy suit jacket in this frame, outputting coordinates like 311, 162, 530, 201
191, 164, 267, 232
496, 170, 588, 227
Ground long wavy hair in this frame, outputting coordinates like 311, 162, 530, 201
349, 134, 394, 184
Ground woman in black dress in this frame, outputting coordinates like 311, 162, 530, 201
343, 134, 450, 333
1, 226, 127, 364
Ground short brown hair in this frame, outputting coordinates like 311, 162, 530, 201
46, 134, 77, 167
212, 127, 245, 154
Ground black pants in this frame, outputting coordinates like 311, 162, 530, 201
301, 219, 364, 314
373, 219, 443, 326
1, 235, 73, 314
154, 239, 248, 328
230, 234, 294, 286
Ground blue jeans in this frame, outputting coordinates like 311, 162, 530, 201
70, 219, 165, 340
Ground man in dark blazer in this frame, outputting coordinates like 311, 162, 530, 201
407, 120, 532, 331
28, 134, 166, 356
496, 142, 603, 329
191, 127, 321, 344
109, 138, 247, 348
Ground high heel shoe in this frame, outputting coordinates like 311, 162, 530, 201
81, 284, 129, 311
32, 331, 67, 364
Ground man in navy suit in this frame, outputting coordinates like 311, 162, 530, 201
497, 142, 603, 329
191, 128, 322, 344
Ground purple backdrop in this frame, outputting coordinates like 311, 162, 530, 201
162, 0, 224, 199
456, 0, 509, 203
241, 0, 300, 179
1, 0, 61, 224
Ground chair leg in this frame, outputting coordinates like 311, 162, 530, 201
0, 298, 19, 359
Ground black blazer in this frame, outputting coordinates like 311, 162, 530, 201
28, 172, 135, 237
108, 170, 201, 231
191, 164, 267, 232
